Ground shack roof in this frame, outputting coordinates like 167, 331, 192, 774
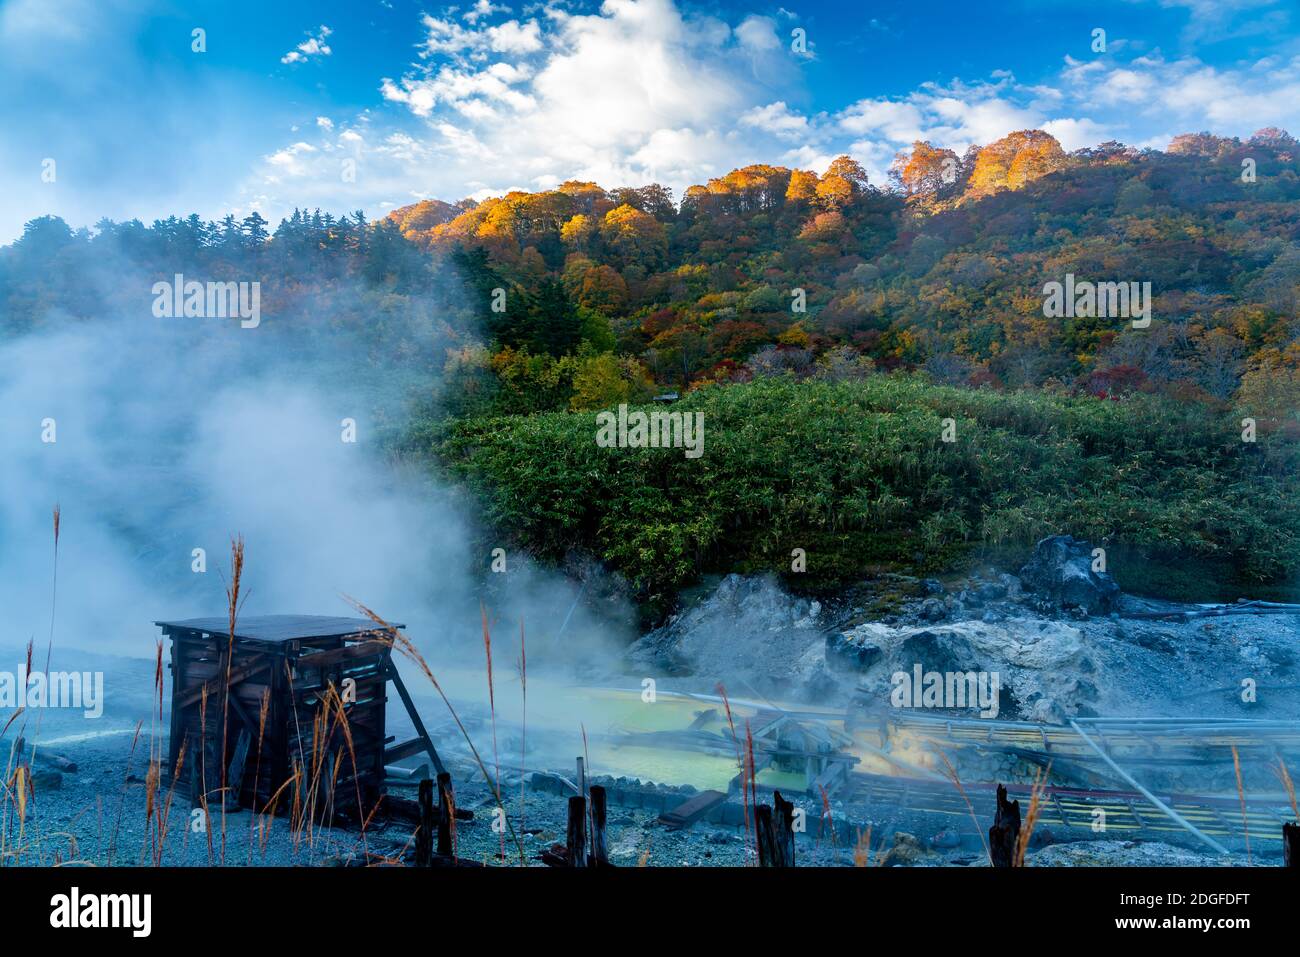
154, 615, 404, 644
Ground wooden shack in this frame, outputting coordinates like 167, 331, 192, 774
155, 615, 443, 818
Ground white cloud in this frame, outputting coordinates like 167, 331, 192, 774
735, 15, 779, 52
839, 99, 928, 141
740, 101, 813, 141
487, 19, 542, 54
242, 0, 1300, 221
263, 141, 318, 180
1061, 53, 1300, 135
464, 0, 510, 25
1153, 0, 1287, 42
281, 25, 333, 65
1041, 117, 1113, 150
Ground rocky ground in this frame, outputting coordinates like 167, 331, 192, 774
2, 721, 1258, 867
3, 536, 1295, 866
627, 536, 1300, 726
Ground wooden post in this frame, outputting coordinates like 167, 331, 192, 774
566, 795, 588, 867
989, 783, 1021, 868
436, 771, 456, 858
590, 784, 610, 867
189, 736, 205, 809
384, 662, 446, 776
576, 756, 586, 796
415, 778, 434, 867
224, 728, 251, 811
755, 804, 777, 867
772, 790, 796, 867
1285, 822, 1299, 867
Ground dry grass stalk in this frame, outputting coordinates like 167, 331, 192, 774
937, 748, 990, 863
31, 504, 61, 757
481, 605, 505, 863
105, 721, 145, 866
141, 638, 166, 864
157, 740, 187, 865
1230, 744, 1251, 864
320, 682, 367, 859
816, 782, 838, 848
517, 621, 527, 842
1014, 763, 1052, 867
581, 721, 596, 860
744, 720, 758, 865
218, 534, 246, 865
247, 687, 271, 863
714, 683, 753, 854
0, 710, 26, 864
281, 661, 308, 859
257, 767, 302, 855
343, 594, 525, 864
1274, 757, 1298, 821
852, 825, 872, 867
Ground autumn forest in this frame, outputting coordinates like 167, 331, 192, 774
5, 127, 1300, 609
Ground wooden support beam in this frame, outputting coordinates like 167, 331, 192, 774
1285, 822, 1299, 868
590, 785, 610, 867
224, 728, 252, 810
177, 655, 270, 708
566, 795, 588, 867
296, 640, 389, 669
380, 793, 473, 825
436, 771, 456, 858
383, 738, 429, 764
415, 778, 434, 867
385, 662, 446, 776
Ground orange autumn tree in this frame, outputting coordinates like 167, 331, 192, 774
815, 155, 870, 210
968, 130, 1067, 195
890, 141, 961, 198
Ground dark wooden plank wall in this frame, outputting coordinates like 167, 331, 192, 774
165, 626, 391, 816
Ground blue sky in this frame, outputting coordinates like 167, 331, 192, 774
2, 0, 1298, 242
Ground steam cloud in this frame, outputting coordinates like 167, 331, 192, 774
0, 256, 631, 678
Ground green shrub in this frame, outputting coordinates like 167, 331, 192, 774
424, 375, 1300, 602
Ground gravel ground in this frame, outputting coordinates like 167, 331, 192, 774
1, 726, 1257, 868
0, 609, 1285, 869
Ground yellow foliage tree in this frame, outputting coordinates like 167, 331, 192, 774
969, 130, 1066, 195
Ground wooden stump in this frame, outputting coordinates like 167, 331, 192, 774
590, 785, 610, 867
772, 791, 796, 867
989, 783, 1021, 868
415, 778, 434, 867
1285, 822, 1299, 868
436, 772, 455, 858
566, 795, 588, 867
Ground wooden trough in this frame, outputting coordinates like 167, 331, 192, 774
156, 615, 444, 817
